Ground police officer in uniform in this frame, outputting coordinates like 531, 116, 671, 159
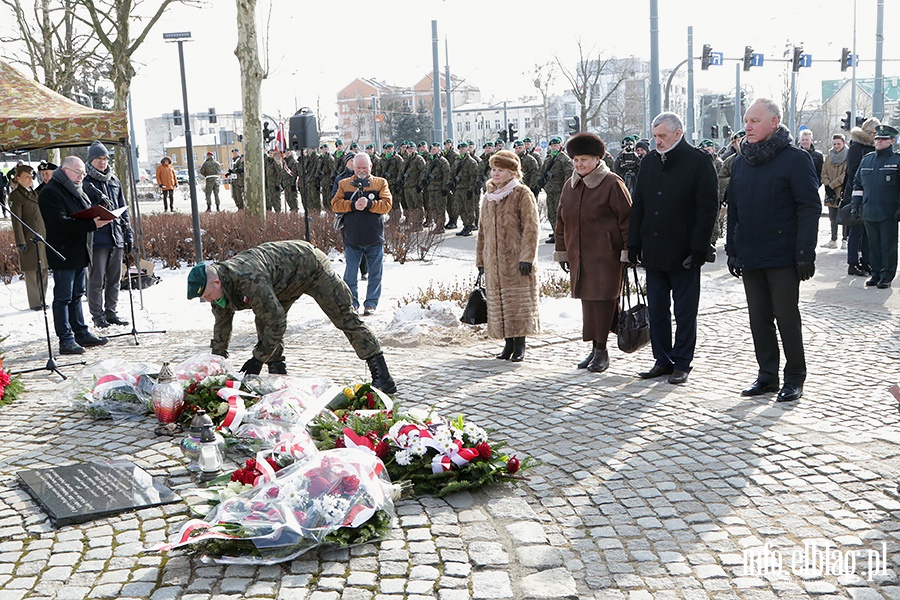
538, 136, 574, 243
187, 240, 396, 393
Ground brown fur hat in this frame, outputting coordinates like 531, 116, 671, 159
566, 132, 606, 157
489, 150, 523, 178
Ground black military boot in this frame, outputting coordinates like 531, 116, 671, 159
586, 346, 610, 373
496, 338, 514, 360
456, 225, 473, 237
366, 353, 397, 394
577, 342, 598, 369
444, 219, 458, 230
510, 337, 526, 362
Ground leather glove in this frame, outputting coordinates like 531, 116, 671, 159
797, 261, 815, 281
267, 360, 287, 375
477, 266, 485, 277
123, 241, 132, 255
727, 256, 742, 278
240, 357, 263, 375
559, 261, 570, 273
682, 251, 707, 269
518, 262, 533, 276
850, 205, 861, 219
627, 247, 641, 266
16, 244, 27, 252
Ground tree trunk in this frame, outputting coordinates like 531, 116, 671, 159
235, 0, 265, 221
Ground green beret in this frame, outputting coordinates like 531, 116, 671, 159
513, 140, 524, 147
319, 143, 328, 149
383, 142, 394, 148
467, 140, 475, 146
444, 138, 453, 144
187, 262, 209, 299
335, 139, 344, 146
699, 139, 716, 148
431, 141, 441, 148
731, 130, 746, 141
349, 142, 359, 149
365, 143, 375, 149
522, 137, 533, 143
483, 142, 494, 148
457, 142, 467, 149
418, 140, 427, 147
549, 136, 562, 145
496, 139, 504, 145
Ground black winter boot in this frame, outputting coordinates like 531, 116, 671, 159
577, 342, 597, 369
586, 346, 610, 373
366, 353, 397, 394
510, 337, 526, 362
496, 338, 515, 360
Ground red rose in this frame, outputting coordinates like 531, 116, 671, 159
366, 430, 380, 444
375, 440, 390, 459
366, 392, 376, 409
265, 456, 281, 472
230, 469, 243, 483
241, 469, 259, 485
507, 455, 520, 474
266, 486, 279, 499
245, 458, 257, 471
334, 437, 346, 448
308, 476, 331, 497
476, 442, 492, 460
341, 475, 360, 495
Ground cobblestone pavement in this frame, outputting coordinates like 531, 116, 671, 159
2, 237, 900, 600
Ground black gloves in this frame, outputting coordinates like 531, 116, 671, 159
477, 266, 485, 276
627, 247, 641, 266
797, 261, 815, 281
559, 261, 570, 273
240, 357, 263, 375
682, 251, 708, 269
123, 241, 132, 255
727, 256, 742, 278
518, 262, 533, 276
850, 205, 861, 220
16, 244, 26, 252
267, 361, 287, 375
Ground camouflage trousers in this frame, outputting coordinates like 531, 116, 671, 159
545, 188, 562, 230
231, 181, 244, 209
428, 190, 447, 226
204, 180, 220, 208
320, 183, 332, 209
711, 204, 726, 245
284, 186, 299, 212
306, 184, 321, 211
446, 190, 459, 222
266, 186, 282, 212
460, 188, 478, 228
403, 186, 423, 210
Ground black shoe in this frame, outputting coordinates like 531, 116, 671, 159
586, 348, 609, 373
496, 338, 514, 360
444, 220, 458, 230
30, 304, 48, 311
75, 332, 109, 347
59, 340, 85, 355
668, 370, 689, 384
577, 347, 596, 369
510, 337, 526, 362
878, 280, 892, 289
848, 264, 868, 276
638, 364, 674, 379
106, 314, 129, 326
544, 233, 555, 244
93, 316, 110, 328
866, 276, 880, 286
776, 383, 803, 402
456, 226, 474, 237
366, 353, 397, 394
861, 263, 873, 275
741, 379, 780, 396
267, 360, 287, 375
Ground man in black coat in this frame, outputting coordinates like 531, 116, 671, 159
628, 112, 719, 385
38, 156, 111, 355
726, 98, 821, 403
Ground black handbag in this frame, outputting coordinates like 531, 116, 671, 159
460, 273, 488, 325
837, 202, 863, 227
617, 266, 651, 354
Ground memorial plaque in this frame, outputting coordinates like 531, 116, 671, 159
17, 460, 181, 527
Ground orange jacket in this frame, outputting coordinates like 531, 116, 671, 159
156, 163, 178, 190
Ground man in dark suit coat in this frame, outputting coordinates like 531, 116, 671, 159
628, 112, 719, 385
38, 156, 111, 355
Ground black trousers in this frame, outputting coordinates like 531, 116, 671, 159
864, 219, 898, 283
741, 267, 806, 385
645, 267, 701, 372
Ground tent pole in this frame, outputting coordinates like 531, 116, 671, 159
124, 142, 146, 308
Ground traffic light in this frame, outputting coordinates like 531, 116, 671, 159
723, 125, 733, 138
508, 123, 518, 143
498, 130, 508, 143
792, 46, 803, 73
701, 44, 712, 71
263, 121, 276, 144
855, 116, 865, 128
567, 116, 580, 135
841, 47, 851, 72
710, 125, 719, 138
743, 46, 753, 72
173, 109, 182, 126
209, 107, 217, 124
841, 111, 852, 131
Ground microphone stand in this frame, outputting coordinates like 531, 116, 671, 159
6, 209, 85, 380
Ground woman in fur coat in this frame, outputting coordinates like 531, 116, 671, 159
553, 133, 631, 372
475, 150, 540, 362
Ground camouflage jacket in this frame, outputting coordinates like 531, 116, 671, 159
210, 240, 330, 362
200, 157, 221, 180
318, 153, 334, 185
264, 155, 282, 188
370, 154, 382, 177
453, 153, 480, 195
401, 152, 426, 188
381, 152, 404, 184
540, 151, 573, 192
282, 155, 299, 188
424, 154, 451, 193
443, 149, 459, 169
332, 150, 346, 179
520, 152, 540, 189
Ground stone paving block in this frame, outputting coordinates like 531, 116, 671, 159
468, 541, 508, 566
471, 571, 512, 599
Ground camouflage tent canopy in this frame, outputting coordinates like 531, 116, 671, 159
0, 60, 129, 152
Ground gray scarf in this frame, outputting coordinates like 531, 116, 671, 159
50, 167, 90, 209
739, 125, 793, 166
86, 162, 112, 182
828, 146, 849, 166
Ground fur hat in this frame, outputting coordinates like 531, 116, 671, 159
565, 132, 606, 157
862, 117, 880, 134
87, 140, 110, 163
489, 150, 522, 176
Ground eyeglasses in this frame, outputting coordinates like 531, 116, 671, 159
62, 167, 85, 176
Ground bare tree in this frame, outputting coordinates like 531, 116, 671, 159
235, 0, 266, 220
529, 61, 556, 141
555, 40, 634, 133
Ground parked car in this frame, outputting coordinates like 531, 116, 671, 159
176, 169, 189, 184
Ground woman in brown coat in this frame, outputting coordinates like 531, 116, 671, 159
553, 132, 631, 372
156, 156, 178, 212
475, 150, 540, 362
9, 165, 49, 310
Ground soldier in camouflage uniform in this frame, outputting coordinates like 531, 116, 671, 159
264, 149, 283, 212
332, 140, 346, 181
441, 139, 459, 228
424, 142, 451, 233
523, 137, 539, 161
281, 149, 300, 212
380, 142, 404, 215
318, 144, 335, 209
228, 148, 245, 210
538, 136, 573, 243
453, 142, 480, 237
305, 147, 322, 213
366, 144, 382, 178
401, 142, 426, 229
186, 240, 396, 393
712, 130, 744, 244
200, 151, 221, 211
515, 140, 540, 197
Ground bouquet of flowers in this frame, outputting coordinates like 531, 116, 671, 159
67, 359, 158, 420
229, 380, 333, 451
0, 340, 24, 406
159, 448, 399, 564
175, 353, 249, 425
326, 382, 394, 417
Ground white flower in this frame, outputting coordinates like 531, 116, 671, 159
410, 439, 428, 457
464, 423, 488, 444
395, 450, 412, 466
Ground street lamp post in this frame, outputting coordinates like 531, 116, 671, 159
164, 31, 202, 262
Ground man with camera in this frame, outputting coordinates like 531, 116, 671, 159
331, 153, 393, 316
614, 136, 641, 195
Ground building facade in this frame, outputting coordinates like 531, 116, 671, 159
144, 111, 243, 169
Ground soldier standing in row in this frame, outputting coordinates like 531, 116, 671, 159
515, 140, 540, 197
366, 144, 382, 177
317, 144, 334, 210
523, 137, 539, 161
228, 148, 244, 210
380, 142, 404, 216
282, 149, 300, 212
332, 140, 346, 181
453, 142, 480, 237
401, 142, 426, 229
424, 142, 451, 233
538, 136, 573, 244
264, 149, 283, 212
200, 151, 221, 211
442, 139, 460, 229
